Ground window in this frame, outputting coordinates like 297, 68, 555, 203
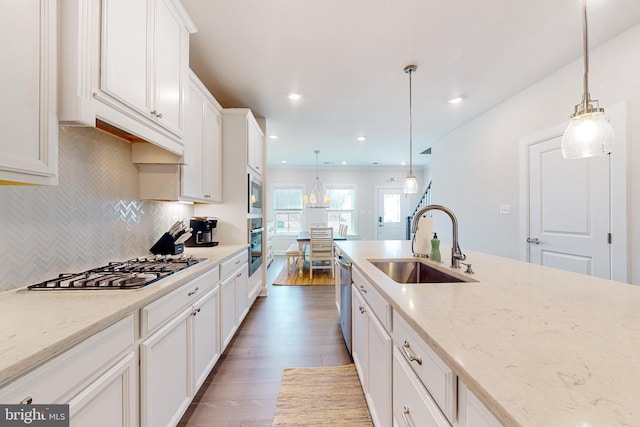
326, 187, 355, 234
273, 187, 303, 234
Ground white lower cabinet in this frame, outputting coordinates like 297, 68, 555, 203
68, 351, 137, 427
192, 287, 221, 391
393, 311, 457, 424
220, 256, 248, 350
0, 315, 135, 427
140, 306, 191, 427
352, 283, 392, 427
457, 381, 503, 427
349, 268, 504, 427
393, 348, 451, 427
139, 266, 221, 427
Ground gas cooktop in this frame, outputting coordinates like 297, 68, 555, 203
27, 255, 205, 291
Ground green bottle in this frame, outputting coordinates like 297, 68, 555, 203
430, 233, 441, 262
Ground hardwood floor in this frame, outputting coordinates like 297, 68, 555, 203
178, 257, 352, 426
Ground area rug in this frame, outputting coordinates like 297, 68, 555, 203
273, 364, 373, 426
272, 264, 334, 286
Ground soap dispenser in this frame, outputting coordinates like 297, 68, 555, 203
430, 233, 441, 262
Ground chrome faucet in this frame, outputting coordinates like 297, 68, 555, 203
411, 204, 467, 268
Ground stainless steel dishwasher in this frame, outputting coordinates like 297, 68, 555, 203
336, 255, 352, 357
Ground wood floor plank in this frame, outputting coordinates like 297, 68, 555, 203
179, 256, 351, 426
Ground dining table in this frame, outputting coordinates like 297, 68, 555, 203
296, 231, 347, 276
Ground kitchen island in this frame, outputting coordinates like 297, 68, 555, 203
336, 240, 640, 427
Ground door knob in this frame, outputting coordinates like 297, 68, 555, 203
527, 237, 540, 244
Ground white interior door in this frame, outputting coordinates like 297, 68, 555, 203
528, 136, 611, 278
377, 188, 407, 240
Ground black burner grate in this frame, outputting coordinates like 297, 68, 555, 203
27, 255, 204, 290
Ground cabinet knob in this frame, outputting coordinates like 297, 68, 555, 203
191, 307, 201, 316
359, 306, 366, 314
359, 285, 367, 293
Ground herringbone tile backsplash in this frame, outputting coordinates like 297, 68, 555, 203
0, 127, 193, 292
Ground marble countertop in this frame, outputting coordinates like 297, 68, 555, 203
0, 244, 247, 389
336, 240, 640, 427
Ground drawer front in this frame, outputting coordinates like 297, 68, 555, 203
393, 311, 457, 423
220, 251, 247, 279
0, 315, 134, 405
393, 348, 451, 427
141, 266, 219, 337
352, 268, 391, 331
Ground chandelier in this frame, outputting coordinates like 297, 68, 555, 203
303, 150, 330, 208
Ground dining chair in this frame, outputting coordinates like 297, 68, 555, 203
309, 227, 334, 279
310, 223, 326, 228
338, 224, 349, 237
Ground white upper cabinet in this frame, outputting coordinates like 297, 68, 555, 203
181, 71, 222, 202
247, 116, 264, 175
134, 70, 222, 203
59, 0, 196, 155
0, 0, 58, 185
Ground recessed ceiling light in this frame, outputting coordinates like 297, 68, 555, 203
357, 136, 366, 141
281, 160, 287, 164
400, 161, 407, 166
341, 161, 347, 165
287, 92, 302, 101
448, 96, 464, 104
269, 135, 278, 140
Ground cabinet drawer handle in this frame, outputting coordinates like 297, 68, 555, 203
20, 396, 33, 405
359, 306, 366, 314
358, 285, 367, 293
235, 260, 240, 264
401, 405, 415, 427
402, 340, 423, 365
188, 287, 200, 296
191, 308, 201, 316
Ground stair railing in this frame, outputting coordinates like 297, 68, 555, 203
406, 181, 432, 239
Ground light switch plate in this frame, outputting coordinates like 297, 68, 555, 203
499, 204, 511, 215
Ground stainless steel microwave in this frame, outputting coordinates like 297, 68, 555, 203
248, 173, 262, 215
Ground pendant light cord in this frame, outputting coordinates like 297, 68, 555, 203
581, 0, 590, 101
409, 68, 413, 176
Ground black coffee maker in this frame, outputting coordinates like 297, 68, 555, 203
185, 217, 218, 247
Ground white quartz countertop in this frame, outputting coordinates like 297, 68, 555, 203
336, 240, 640, 427
0, 244, 247, 389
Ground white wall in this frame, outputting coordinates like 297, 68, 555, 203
267, 166, 429, 253
430, 24, 640, 284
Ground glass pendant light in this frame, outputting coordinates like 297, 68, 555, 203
403, 65, 419, 194
304, 150, 330, 208
561, 0, 614, 159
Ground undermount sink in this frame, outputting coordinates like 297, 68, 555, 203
369, 259, 474, 284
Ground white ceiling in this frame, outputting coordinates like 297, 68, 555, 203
181, 0, 640, 168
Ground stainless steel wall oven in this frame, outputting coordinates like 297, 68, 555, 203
248, 217, 263, 276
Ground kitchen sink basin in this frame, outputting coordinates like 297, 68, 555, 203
369, 259, 473, 284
